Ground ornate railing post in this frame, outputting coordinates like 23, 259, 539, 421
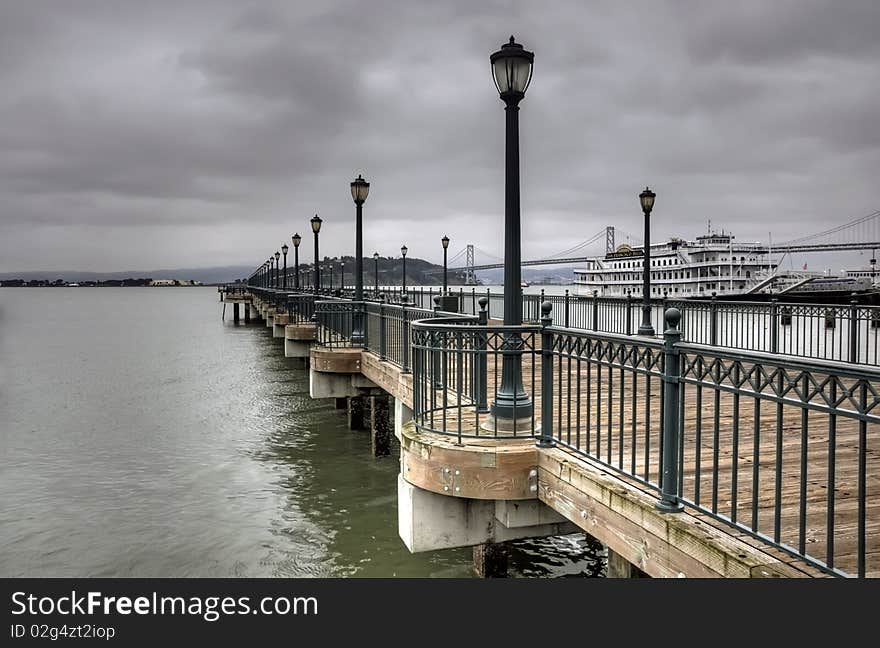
657, 307, 684, 512
475, 296, 489, 413
770, 298, 779, 354
379, 294, 387, 361
402, 301, 411, 373
592, 289, 599, 331
361, 300, 368, 349
625, 291, 632, 335
564, 289, 570, 329
849, 294, 860, 364
537, 301, 555, 448
432, 296, 442, 389
709, 291, 718, 346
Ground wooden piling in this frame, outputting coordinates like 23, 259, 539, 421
473, 542, 508, 578
370, 394, 392, 457
348, 396, 366, 430
607, 547, 648, 578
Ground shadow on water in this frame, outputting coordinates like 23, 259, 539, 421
234, 319, 605, 578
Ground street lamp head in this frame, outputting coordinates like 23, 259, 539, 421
292, 233, 301, 248
350, 174, 370, 204
441, 235, 450, 250
400, 244, 408, 258
639, 186, 656, 214
281, 244, 288, 254
490, 36, 534, 102
274, 251, 280, 261
311, 214, 322, 234
373, 252, 379, 260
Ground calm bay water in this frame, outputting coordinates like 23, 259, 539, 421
0, 288, 601, 577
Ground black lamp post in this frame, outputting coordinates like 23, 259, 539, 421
349, 172, 370, 344
311, 214, 322, 294
400, 244, 408, 301
351, 173, 369, 300
274, 251, 280, 289
340, 262, 345, 291
441, 235, 450, 293
489, 35, 534, 424
373, 252, 380, 296
281, 244, 288, 290
266, 260, 271, 289
638, 186, 656, 336
292, 233, 301, 290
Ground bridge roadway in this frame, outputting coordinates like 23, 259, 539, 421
232, 286, 880, 578
432, 241, 880, 273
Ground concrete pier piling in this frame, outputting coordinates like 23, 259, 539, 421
370, 394, 392, 457
233, 302, 240, 324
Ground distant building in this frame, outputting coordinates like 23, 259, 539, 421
149, 279, 202, 286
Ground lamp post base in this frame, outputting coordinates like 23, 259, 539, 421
479, 412, 539, 437
637, 324, 656, 336
655, 499, 684, 513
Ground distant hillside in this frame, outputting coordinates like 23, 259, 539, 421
0, 258, 472, 287
475, 265, 580, 285
0, 266, 254, 285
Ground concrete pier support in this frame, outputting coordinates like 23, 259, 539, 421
348, 396, 366, 431
370, 394, 392, 457
309, 348, 377, 400
233, 302, 240, 324
284, 339, 311, 360
273, 313, 289, 338
473, 542, 508, 578
284, 323, 316, 361
397, 476, 575, 553
606, 548, 648, 578
244, 303, 250, 324
249, 304, 260, 322
335, 397, 348, 410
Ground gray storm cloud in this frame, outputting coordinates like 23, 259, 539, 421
0, 0, 877, 272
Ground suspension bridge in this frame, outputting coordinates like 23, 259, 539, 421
435, 210, 880, 281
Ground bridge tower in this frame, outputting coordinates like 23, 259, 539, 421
605, 226, 615, 255
465, 244, 477, 285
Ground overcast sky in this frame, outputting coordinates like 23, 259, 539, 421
1, 0, 878, 273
